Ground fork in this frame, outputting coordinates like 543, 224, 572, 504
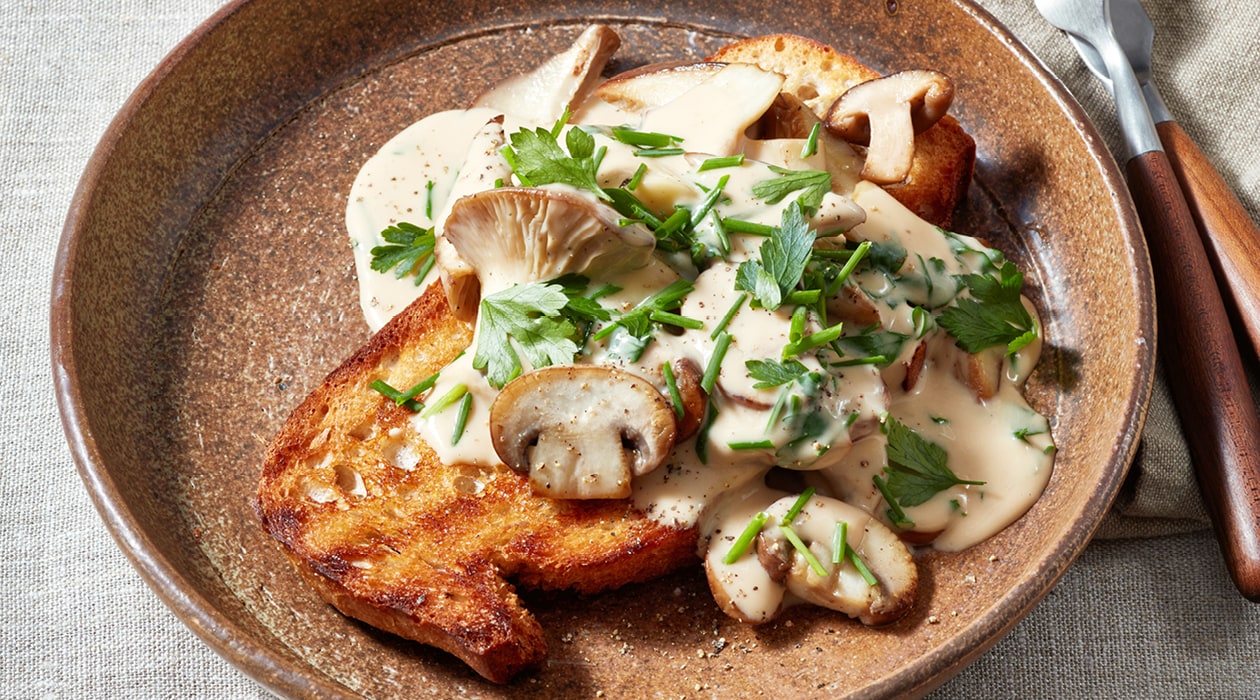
1065, 0, 1260, 362
1037, 0, 1260, 601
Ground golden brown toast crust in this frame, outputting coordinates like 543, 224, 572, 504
255, 285, 698, 683
708, 34, 976, 228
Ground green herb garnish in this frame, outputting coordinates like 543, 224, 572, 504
782, 486, 816, 526
451, 393, 473, 445
419, 383, 468, 419
370, 222, 436, 286
780, 524, 828, 577
938, 261, 1037, 354
751, 165, 831, 215
735, 201, 815, 311
722, 511, 768, 564
502, 111, 609, 201
701, 331, 733, 394
882, 415, 985, 507
473, 283, 583, 388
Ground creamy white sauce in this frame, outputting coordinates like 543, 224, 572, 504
343, 48, 1055, 622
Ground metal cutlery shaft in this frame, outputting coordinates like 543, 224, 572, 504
1037, 0, 1260, 601
1067, 0, 1260, 361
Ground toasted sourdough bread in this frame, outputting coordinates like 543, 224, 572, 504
256, 32, 980, 685
708, 34, 976, 228
254, 285, 698, 683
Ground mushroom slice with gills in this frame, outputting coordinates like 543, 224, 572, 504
432, 116, 514, 322
473, 24, 621, 127
823, 70, 955, 185
440, 187, 656, 306
488, 365, 678, 500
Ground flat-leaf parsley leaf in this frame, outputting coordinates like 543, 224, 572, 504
473, 283, 582, 388
370, 222, 436, 285
937, 261, 1036, 354
735, 202, 815, 310
881, 415, 984, 507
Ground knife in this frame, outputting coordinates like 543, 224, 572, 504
1067, 0, 1260, 361
1038, 0, 1260, 601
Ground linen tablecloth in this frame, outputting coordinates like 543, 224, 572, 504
3, 0, 1258, 696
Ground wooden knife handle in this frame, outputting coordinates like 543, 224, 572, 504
1127, 150, 1260, 601
1156, 120, 1260, 361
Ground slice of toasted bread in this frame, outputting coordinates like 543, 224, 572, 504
708, 34, 976, 228
254, 285, 698, 683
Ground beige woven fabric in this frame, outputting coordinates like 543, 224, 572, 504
2, 0, 1257, 697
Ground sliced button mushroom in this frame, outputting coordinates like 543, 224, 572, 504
473, 24, 621, 126
704, 489, 917, 625
757, 493, 917, 625
666, 358, 707, 442
488, 365, 678, 500
440, 187, 656, 317
823, 70, 955, 185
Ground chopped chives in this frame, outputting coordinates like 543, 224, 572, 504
611, 127, 681, 148
370, 371, 439, 411
873, 474, 915, 529
424, 180, 436, 220
722, 511, 768, 564
413, 253, 436, 286
702, 331, 732, 394
695, 400, 718, 464
831, 355, 888, 367
369, 380, 423, 412
727, 439, 774, 450
661, 362, 685, 421
588, 283, 621, 301
780, 525, 828, 577
832, 521, 848, 564
789, 305, 808, 343
711, 293, 747, 339
626, 162, 648, 191
711, 211, 731, 255
784, 289, 821, 306
782, 486, 816, 526
451, 393, 473, 445
800, 122, 822, 159
689, 174, 729, 230
764, 387, 789, 433
635, 147, 686, 157
832, 240, 872, 287
654, 207, 692, 239
782, 321, 845, 359
648, 309, 704, 330
698, 154, 745, 171
419, 383, 468, 419
720, 217, 774, 236
849, 547, 878, 587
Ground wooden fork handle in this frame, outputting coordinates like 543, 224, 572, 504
1156, 120, 1260, 362
1127, 149, 1260, 601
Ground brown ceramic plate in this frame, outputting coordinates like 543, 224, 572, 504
52, 0, 1153, 697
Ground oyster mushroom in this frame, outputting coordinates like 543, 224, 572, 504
824, 70, 955, 185
705, 489, 917, 625
431, 116, 515, 319
488, 365, 678, 499
473, 24, 622, 126
438, 187, 656, 320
